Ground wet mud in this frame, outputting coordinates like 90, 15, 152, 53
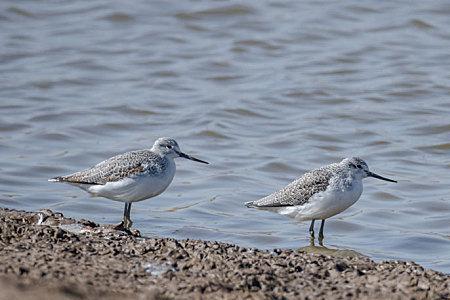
0, 207, 448, 299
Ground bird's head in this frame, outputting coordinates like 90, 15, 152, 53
152, 137, 209, 164
342, 157, 396, 183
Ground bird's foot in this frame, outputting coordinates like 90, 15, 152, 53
318, 234, 324, 246
113, 221, 140, 237
113, 221, 128, 231
129, 228, 141, 237
124, 218, 133, 230
114, 216, 133, 231
318, 239, 324, 247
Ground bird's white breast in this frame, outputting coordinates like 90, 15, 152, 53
87, 160, 176, 203
278, 178, 363, 221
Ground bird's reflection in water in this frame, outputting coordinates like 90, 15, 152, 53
298, 237, 366, 258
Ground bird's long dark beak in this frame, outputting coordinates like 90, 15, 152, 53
176, 150, 209, 164
367, 171, 397, 183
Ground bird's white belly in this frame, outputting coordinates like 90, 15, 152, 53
86, 173, 174, 203
278, 183, 363, 221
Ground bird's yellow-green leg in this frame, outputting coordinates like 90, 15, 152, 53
318, 219, 325, 245
115, 202, 133, 231
309, 219, 315, 239
309, 220, 316, 246
123, 202, 133, 229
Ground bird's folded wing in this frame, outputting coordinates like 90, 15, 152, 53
54, 150, 160, 185
250, 168, 333, 207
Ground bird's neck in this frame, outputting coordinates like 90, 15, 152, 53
338, 169, 361, 189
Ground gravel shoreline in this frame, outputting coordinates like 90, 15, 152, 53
0, 207, 448, 299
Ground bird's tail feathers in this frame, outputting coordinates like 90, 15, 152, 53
245, 201, 256, 208
48, 177, 63, 182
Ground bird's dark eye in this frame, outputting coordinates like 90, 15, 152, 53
357, 164, 362, 169
166, 145, 172, 149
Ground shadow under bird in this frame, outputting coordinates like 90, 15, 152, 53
245, 157, 396, 243
49, 137, 208, 230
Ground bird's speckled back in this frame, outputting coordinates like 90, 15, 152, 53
252, 163, 340, 207
57, 150, 169, 185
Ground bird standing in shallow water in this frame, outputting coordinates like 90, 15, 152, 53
49, 137, 208, 231
245, 157, 396, 244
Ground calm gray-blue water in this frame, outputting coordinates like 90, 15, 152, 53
1, 1, 450, 273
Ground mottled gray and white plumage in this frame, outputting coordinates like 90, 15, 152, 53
49, 137, 209, 230
246, 162, 340, 208
53, 150, 168, 185
246, 157, 396, 242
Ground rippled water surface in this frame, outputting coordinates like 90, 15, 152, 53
1, 1, 450, 273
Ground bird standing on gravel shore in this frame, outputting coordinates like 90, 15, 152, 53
49, 137, 208, 231
245, 157, 396, 243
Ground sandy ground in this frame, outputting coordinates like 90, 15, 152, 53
0, 207, 448, 300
